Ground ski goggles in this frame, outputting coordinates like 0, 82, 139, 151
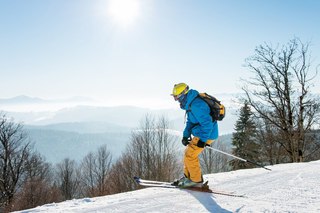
172, 87, 189, 101
173, 93, 184, 101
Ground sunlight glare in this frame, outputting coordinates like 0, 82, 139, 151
107, 0, 140, 28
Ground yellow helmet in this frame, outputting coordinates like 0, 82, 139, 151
171, 83, 189, 101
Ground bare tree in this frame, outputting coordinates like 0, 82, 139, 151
242, 38, 320, 163
153, 116, 181, 180
79, 152, 96, 197
9, 152, 59, 211
0, 114, 31, 209
94, 145, 112, 195
108, 154, 136, 193
79, 145, 113, 197
125, 114, 180, 181
56, 158, 80, 200
201, 139, 230, 173
254, 118, 288, 165
108, 114, 181, 194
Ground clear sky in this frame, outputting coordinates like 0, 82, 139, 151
1, 0, 319, 109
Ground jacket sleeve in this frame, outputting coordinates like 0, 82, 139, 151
191, 100, 213, 142
183, 116, 193, 138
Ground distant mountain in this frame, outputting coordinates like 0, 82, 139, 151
0, 95, 98, 113
11, 105, 233, 134
26, 126, 132, 164
25, 123, 233, 164
0, 95, 46, 104
2, 105, 184, 129
0, 93, 240, 133
61, 96, 95, 103
3, 93, 318, 166
26, 122, 133, 134
3, 93, 236, 164
0, 95, 96, 105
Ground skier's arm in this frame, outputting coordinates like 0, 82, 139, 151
183, 116, 193, 139
192, 101, 212, 142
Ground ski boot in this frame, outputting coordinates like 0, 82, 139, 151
178, 178, 203, 188
172, 176, 187, 186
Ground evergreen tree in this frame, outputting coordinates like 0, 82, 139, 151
230, 101, 260, 170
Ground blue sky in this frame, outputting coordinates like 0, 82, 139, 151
1, 0, 319, 109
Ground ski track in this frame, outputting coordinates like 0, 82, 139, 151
16, 161, 320, 213
209, 161, 320, 212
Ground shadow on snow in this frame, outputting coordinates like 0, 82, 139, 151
186, 190, 232, 213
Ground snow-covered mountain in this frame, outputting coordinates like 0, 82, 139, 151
14, 160, 320, 213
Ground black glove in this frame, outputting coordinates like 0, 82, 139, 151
197, 140, 206, 148
182, 137, 189, 146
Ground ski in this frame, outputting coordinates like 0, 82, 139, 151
137, 181, 177, 188
134, 177, 171, 185
133, 177, 246, 198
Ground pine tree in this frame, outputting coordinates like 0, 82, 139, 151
230, 101, 260, 170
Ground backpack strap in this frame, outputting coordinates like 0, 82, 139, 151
184, 95, 201, 123
187, 95, 200, 114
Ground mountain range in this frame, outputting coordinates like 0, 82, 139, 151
0, 95, 95, 104
1, 95, 239, 164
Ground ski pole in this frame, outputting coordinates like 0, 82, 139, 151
205, 145, 271, 171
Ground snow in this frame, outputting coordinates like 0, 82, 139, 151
15, 160, 320, 213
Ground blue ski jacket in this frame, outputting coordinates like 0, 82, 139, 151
180, 89, 219, 142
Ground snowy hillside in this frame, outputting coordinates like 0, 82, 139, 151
15, 160, 320, 213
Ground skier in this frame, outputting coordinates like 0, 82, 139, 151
171, 83, 219, 188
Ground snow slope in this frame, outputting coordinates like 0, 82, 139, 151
16, 160, 320, 213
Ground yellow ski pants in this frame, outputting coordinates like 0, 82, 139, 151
183, 137, 214, 183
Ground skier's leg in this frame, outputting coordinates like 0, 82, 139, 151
184, 139, 214, 183
184, 138, 204, 183
206, 139, 214, 146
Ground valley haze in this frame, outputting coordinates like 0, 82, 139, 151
0, 94, 239, 163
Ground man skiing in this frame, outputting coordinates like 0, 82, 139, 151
171, 83, 219, 188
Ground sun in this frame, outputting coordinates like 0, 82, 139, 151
107, 0, 140, 29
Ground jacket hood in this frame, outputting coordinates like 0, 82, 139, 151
180, 89, 199, 110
